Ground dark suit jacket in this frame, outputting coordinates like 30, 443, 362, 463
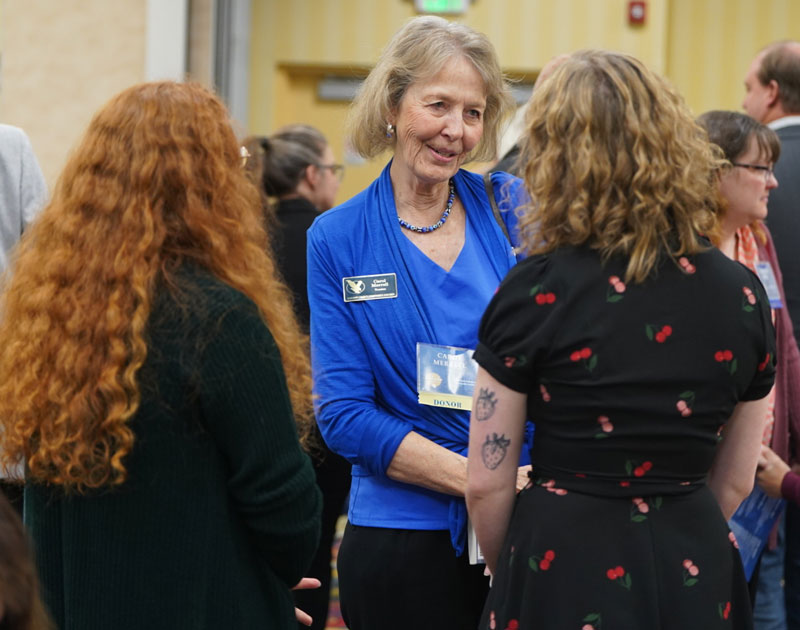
767, 123, 800, 345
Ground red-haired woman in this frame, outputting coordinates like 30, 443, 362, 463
0, 81, 321, 629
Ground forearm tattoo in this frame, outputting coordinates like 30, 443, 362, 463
481, 433, 511, 470
475, 387, 497, 422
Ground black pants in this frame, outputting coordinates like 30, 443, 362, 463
337, 523, 489, 630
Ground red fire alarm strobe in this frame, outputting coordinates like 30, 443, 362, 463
629, 1, 646, 25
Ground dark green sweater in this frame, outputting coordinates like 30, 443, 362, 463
25, 270, 321, 629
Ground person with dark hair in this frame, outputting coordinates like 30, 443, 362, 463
307, 15, 530, 630
0, 81, 321, 630
699, 108, 800, 630
467, 50, 776, 629
243, 124, 341, 329
742, 45, 800, 629
243, 124, 348, 630
743, 41, 800, 334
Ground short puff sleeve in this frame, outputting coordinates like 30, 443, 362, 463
740, 267, 777, 401
474, 255, 560, 393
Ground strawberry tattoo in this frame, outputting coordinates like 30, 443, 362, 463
481, 433, 511, 470
475, 388, 497, 421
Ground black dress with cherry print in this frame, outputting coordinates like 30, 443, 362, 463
473, 244, 776, 630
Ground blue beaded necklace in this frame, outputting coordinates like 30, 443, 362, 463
397, 179, 455, 233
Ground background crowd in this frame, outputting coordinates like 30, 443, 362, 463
0, 12, 797, 630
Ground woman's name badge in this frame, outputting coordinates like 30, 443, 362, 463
416, 343, 478, 410
754, 262, 783, 308
342, 273, 397, 302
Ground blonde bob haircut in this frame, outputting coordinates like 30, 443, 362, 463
0, 81, 313, 491
518, 50, 722, 283
347, 15, 514, 163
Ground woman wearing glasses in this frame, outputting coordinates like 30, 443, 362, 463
698, 110, 800, 629
244, 124, 348, 630
244, 124, 342, 328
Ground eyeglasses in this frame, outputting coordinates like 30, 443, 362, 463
730, 162, 775, 183
319, 163, 345, 182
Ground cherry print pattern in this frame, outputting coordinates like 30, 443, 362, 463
540, 479, 568, 496
581, 613, 602, 630
595, 415, 613, 438
529, 284, 556, 305
682, 559, 700, 586
714, 350, 738, 374
606, 276, 626, 302
630, 496, 662, 522
606, 566, 631, 590
528, 548, 556, 572
676, 390, 695, 417
626, 459, 653, 478
476, 246, 774, 629
504, 355, 527, 369
570, 347, 597, 372
646, 324, 673, 343
741, 286, 757, 312
678, 256, 696, 274
504, 620, 519, 630
489, 610, 496, 630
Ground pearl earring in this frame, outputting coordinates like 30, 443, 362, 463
386, 123, 394, 139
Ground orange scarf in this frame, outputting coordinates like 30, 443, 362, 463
735, 225, 776, 446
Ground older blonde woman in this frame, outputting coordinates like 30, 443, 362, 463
307, 15, 530, 630
467, 51, 775, 629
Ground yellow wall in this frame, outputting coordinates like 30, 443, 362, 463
0, 0, 146, 187
248, 0, 671, 204
667, 0, 800, 116
0, 1, 797, 195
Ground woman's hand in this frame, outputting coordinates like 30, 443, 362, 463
516, 465, 532, 493
757, 444, 790, 499
293, 577, 321, 627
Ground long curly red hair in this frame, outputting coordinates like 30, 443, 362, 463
0, 81, 313, 491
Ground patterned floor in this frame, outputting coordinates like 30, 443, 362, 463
325, 516, 347, 629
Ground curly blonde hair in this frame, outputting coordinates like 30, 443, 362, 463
347, 15, 513, 163
518, 50, 723, 282
0, 81, 313, 491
